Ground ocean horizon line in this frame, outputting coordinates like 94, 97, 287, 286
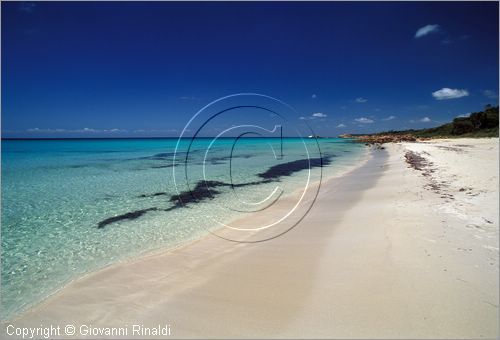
1, 136, 345, 141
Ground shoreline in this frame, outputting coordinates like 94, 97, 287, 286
2, 145, 371, 323
3, 138, 498, 338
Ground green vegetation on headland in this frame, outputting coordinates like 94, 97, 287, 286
343, 105, 498, 142
379, 105, 498, 138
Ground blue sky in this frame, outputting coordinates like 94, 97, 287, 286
2, 1, 499, 138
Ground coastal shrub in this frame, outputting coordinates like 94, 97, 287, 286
363, 105, 498, 139
452, 105, 498, 135
452, 117, 475, 135
483, 105, 499, 128
469, 105, 499, 129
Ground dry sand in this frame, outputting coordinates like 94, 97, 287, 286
3, 138, 498, 338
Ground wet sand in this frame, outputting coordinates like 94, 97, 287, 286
4, 138, 498, 338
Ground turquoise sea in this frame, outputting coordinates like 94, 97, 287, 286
1, 137, 366, 319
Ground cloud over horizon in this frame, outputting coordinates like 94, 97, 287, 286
432, 88, 469, 100
415, 24, 440, 38
300, 112, 328, 120
382, 115, 396, 121
355, 97, 367, 103
354, 117, 374, 124
26, 127, 127, 133
483, 90, 498, 99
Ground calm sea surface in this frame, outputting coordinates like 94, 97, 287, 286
1, 137, 366, 319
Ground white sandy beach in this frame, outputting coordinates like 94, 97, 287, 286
3, 138, 498, 339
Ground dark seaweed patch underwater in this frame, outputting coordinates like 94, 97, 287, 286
97, 156, 330, 229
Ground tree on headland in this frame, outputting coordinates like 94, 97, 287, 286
453, 105, 499, 135
365, 105, 499, 139
452, 117, 475, 135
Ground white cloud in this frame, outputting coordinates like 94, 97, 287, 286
354, 117, 374, 124
483, 90, 498, 99
355, 97, 367, 103
311, 94, 317, 99
26, 127, 127, 133
301, 112, 328, 120
382, 115, 396, 121
140, 128, 184, 133
27, 128, 72, 133
456, 113, 470, 118
79, 128, 127, 133
336, 123, 346, 128
27, 128, 52, 132
420, 117, 431, 122
432, 88, 469, 100
415, 24, 440, 38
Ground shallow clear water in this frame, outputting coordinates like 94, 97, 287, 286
1, 138, 366, 319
